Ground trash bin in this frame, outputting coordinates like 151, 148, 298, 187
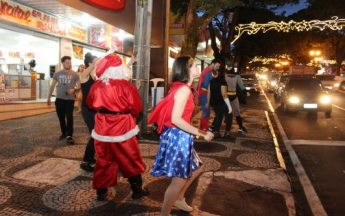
150, 78, 164, 108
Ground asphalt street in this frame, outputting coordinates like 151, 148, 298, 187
261, 81, 345, 216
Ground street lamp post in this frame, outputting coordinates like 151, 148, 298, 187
309, 50, 322, 67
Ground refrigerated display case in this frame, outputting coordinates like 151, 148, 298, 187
4, 64, 32, 100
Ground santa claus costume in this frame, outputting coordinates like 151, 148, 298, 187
86, 53, 149, 201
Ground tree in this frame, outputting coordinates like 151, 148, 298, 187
288, 0, 345, 75
307, 0, 345, 75
171, 0, 243, 57
222, 5, 286, 71
170, 0, 300, 65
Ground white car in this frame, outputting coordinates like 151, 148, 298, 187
316, 74, 345, 91
316, 75, 337, 90
334, 74, 345, 91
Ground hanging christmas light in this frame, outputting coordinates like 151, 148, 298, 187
249, 54, 292, 64
232, 16, 345, 43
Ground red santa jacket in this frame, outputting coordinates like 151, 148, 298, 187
86, 79, 142, 142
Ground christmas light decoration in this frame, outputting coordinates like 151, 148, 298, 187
249, 55, 292, 64
323, 60, 345, 65
232, 16, 345, 43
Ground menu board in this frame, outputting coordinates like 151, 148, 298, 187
24, 52, 35, 58
72, 44, 83, 60
90, 27, 123, 52
9, 52, 20, 58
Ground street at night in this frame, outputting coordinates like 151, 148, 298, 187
260, 83, 345, 216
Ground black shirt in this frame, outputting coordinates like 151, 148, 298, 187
209, 78, 227, 106
81, 76, 95, 107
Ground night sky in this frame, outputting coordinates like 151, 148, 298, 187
273, 0, 309, 16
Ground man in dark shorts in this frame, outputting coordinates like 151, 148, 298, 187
47, 56, 81, 144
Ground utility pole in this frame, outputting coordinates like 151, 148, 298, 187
133, 0, 153, 135
163, 0, 170, 96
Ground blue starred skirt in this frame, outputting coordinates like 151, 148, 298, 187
151, 127, 203, 178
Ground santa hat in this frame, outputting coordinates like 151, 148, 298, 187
96, 53, 132, 84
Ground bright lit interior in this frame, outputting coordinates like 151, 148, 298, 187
0, 28, 59, 79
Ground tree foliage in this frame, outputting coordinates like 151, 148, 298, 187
175, 0, 243, 57
171, 0, 300, 65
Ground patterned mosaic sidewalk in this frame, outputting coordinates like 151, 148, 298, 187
0, 103, 293, 216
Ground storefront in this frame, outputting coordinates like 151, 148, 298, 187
0, 24, 60, 100
0, 0, 130, 101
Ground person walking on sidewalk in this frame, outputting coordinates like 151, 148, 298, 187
224, 68, 250, 137
86, 53, 148, 201
205, 69, 232, 139
197, 59, 221, 131
148, 56, 214, 216
47, 56, 81, 145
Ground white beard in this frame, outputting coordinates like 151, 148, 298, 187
97, 64, 132, 84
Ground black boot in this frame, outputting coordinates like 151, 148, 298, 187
80, 162, 94, 172
128, 174, 149, 199
236, 116, 247, 133
213, 131, 221, 139
96, 188, 108, 201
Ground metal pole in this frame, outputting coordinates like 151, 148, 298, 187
133, 0, 153, 135
164, 0, 170, 96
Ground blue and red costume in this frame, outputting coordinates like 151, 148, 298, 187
197, 67, 214, 130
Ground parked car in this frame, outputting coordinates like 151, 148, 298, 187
334, 73, 345, 91
241, 74, 259, 93
267, 73, 279, 93
316, 74, 337, 90
273, 74, 291, 100
280, 76, 332, 117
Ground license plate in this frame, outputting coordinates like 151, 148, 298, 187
245, 87, 251, 90
304, 104, 317, 109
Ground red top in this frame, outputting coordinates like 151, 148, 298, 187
86, 79, 142, 137
148, 82, 195, 133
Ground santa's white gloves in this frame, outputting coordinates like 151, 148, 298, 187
224, 98, 232, 114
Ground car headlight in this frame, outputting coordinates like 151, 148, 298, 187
289, 97, 299, 104
271, 81, 276, 86
334, 83, 340, 87
321, 96, 331, 103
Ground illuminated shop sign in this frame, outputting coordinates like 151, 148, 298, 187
0, 0, 88, 42
90, 27, 123, 52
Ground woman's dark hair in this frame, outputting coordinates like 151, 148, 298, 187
171, 56, 195, 83
84, 52, 97, 68
77, 64, 85, 73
